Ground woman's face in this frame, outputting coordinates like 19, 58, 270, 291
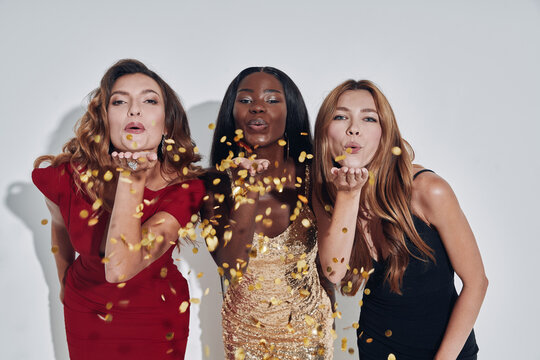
233, 72, 287, 148
326, 90, 382, 168
107, 73, 166, 153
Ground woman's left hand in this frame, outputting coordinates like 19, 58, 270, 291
111, 151, 158, 173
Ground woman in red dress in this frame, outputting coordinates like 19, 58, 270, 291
32, 59, 204, 359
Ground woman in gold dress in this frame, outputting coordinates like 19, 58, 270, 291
200, 67, 334, 359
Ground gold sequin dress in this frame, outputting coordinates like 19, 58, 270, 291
221, 169, 334, 360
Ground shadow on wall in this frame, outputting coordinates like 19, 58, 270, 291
4, 101, 224, 359
5, 106, 85, 360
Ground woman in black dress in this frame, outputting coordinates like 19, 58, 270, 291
313, 80, 488, 359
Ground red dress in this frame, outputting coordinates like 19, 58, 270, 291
32, 163, 204, 360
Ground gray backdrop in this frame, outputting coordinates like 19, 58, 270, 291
1, 0, 539, 359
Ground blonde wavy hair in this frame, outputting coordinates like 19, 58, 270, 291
34, 59, 202, 210
313, 80, 434, 295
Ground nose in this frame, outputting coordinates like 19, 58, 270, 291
249, 101, 265, 114
128, 103, 141, 117
347, 125, 360, 136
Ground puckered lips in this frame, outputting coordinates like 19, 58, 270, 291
124, 122, 145, 134
344, 141, 362, 154
246, 118, 268, 132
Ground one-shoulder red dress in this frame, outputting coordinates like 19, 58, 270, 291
32, 163, 204, 360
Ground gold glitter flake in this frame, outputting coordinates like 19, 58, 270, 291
385, 329, 393, 337
41, 219, 48, 225
208, 123, 216, 130
388, 354, 396, 360
391, 147, 402, 156
179, 301, 189, 313
342, 227, 348, 233
190, 298, 200, 304
335, 154, 346, 162
165, 332, 174, 341
106, 302, 113, 310
92, 199, 103, 211
103, 170, 113, 182
213, 178, 221, 185
234, 348, 246, 360
51, 245, 59, 254
364, 288, 371, 295
278, 139, 287, 146
301, 218, 311, 228
341, 337, 347, 351
79, 210, 89, 219
88, 218, 99, 226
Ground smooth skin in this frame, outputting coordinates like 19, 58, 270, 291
316, 90, 488, 360
45, 73, 188, 289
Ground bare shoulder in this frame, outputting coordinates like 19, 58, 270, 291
411, 166, 458, 225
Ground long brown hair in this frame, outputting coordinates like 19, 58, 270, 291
313, 80, 434, 295
34, 59, 202, 209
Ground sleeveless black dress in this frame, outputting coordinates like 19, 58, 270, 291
357, 170, 479, 360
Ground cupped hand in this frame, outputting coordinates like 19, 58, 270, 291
111, 151, 158, 173
330, 167, 369, 193
233, 157, 270, 177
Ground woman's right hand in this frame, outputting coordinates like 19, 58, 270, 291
233, 157, 270, 177
330, 167, 369, 193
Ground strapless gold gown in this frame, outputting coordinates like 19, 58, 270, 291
221, 203, 334, 359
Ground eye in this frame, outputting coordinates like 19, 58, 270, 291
111, 99, 125, 106
364, 117, 378, 122
238, 98, 252, 104
333, 114, 347, 120
145, 99, 158, 104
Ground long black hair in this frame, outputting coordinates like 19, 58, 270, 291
210, 66, 312, 167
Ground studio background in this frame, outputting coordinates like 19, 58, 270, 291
1, 0, 539, 359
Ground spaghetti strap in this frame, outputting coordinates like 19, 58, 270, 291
413, 168, 434, 180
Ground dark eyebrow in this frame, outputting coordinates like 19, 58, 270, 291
110, 89, 161, 97
237, 88, 282, 94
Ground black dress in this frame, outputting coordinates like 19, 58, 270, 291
357, 170, 479, 360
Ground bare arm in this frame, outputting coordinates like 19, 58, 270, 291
315, 167, 368, 284
45, 198, 75, 303
200, 162, 268, 280
104, 152, 184, 283
412, 173, 488, 360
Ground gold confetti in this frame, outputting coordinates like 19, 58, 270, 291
179, 301, 189, 313
197, 272, 203, 278
189, 298, 200, 304
385, 329, 393, 337
98, 313, 113, 322
165, 332, 174, 341
204, 345, 210, 358
88, 218, 99, 226
194, 146, 199, 153
160, 267, 168, 278
94, 134, 102, 143
301, 219, 311, 228
364, 288, 371, 295
179, 147, 186, 153
298, 194, 308, 204
103, 170, 113, 181
298, 151, 306, 163
51, 245, 59, 254
278, 139, 287, 146
126, 134, 133, 140
117, 282, 126, 288
79, 210, 89, 219
220, 136, 227, 143
346, 147, 352, 154
255, 214, 263, 222
213, 178, 221, 185
192, 247, 199, 254
173, 154, 180, 162
335, 154, 346, 162
92, 199, 103, 211
234, 347, 246, 360
41, 219, 48, 225
352, 322, 359, 329
105, 302, 113, 310
342, 227, 348, 233
341, 337, 347, 351
166, 144, 173, 151
348, 348, 355, 354
391, 146, 402, 156
388, 354, 396, 360
208, 123, 216, 130
131, 141, 138, 149
366, 338, 373, 343
359, 299, 363, 307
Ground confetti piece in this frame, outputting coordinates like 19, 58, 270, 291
197, 272, 203, 278
204, 345, 210, 358
106, 302, 113, 310
92, 199, 103, 211
385, 329, 393, 337
166, 144, 173, 151
364, 288, 371, 295
41, 219, 48, 225
278, 139, 287, 146
298, 151, 306, 163
88, 218, 99, 226
179, 147, 186, 153
179, 301, 189, 313
213, 178, 221, 185
117, 282, 126, 288
94, 135, 102, 143
335, 154, 346, 162
103, 171, 113, 181
388, 354, 396, 360
341, 337, 347, 351
391, 147, 402, 156
208, 123, 216, 130
98, 313, 112, 322
165, 332, 174, 341
366, 338, 373, 343
342, 227, 348, 233
173, 154, 180, 162
51, 245, 59, 254
189, 298, 200, 304
235, 347, 246, 360
220, 136, 227, 143
160, 268, 168, 278
346, 147, 352, 154
192, 247, 199, 254
79, 210, 89, 219
301, 219, 311, 228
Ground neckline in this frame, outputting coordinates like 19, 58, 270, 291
144, 179, 193, 193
